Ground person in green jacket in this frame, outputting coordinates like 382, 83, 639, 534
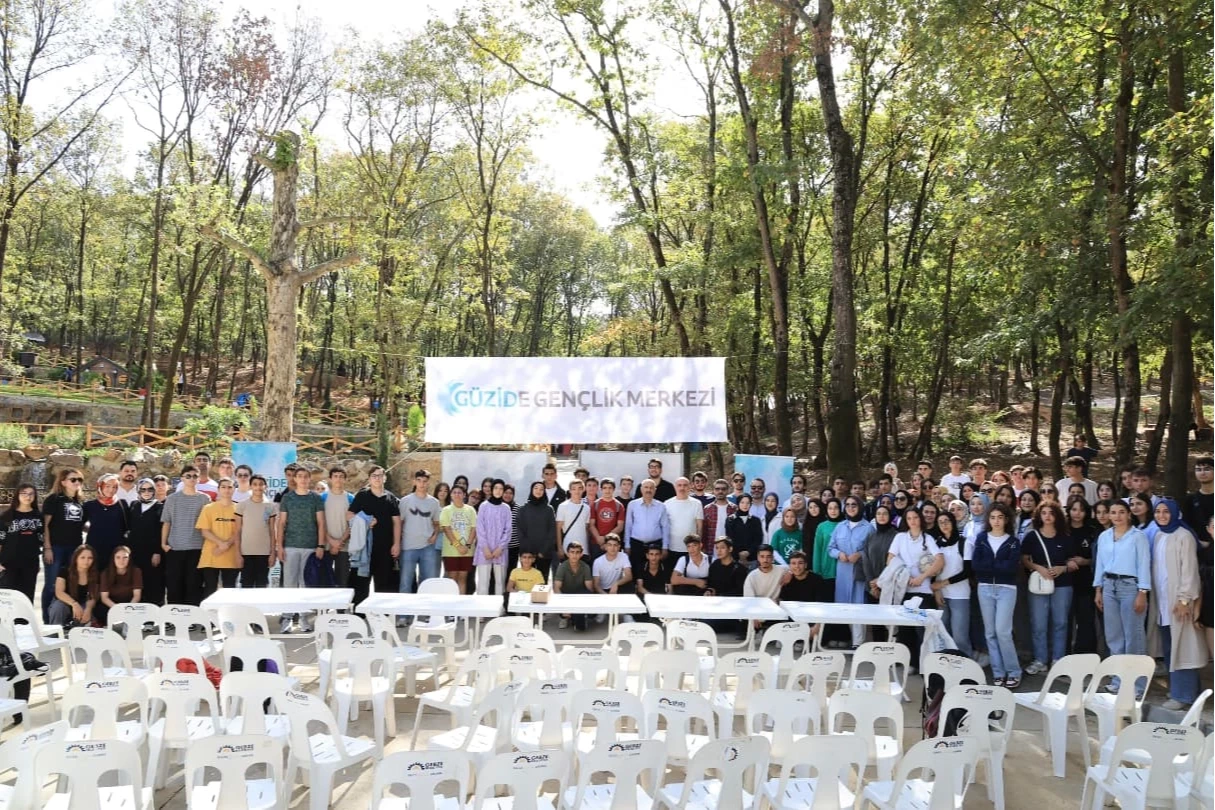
812, 498, 846, 647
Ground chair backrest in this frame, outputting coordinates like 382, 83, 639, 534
559, 646, 623, 689
495, 647, 557, 683
665, 619, 718, 659
35, 738, 145, 810
850, 641, 910, 694
147, 672, 219, 741
472, 750, 568, 810
642, 689, 720, 760
329, 637, 396, 693
160, 603, 218, 641
1087, 654, 1155, 712
787, 650, 846, 715
1107, 723, 1204, 804
607, 621, 664, 675
710, 652, 775, 712
185, 733, 284, 810
1033, 653, 1100, 711
107, 602, 160, 659
481, 616, 533, 650
638, 648, 702, 693
459, 681, 523, 754
63, 676, 148, 739
745, 688, 820, 759
508, 627, 558, 653
828, 689, 903, 761
512, 680, 577, 749
1181, 689, 1214, 727
759, 622, 812, 675
770, 734, 868, 810
313, 613, 370, 656
885, 737, 978, 810
0, 721, 66, 810
680, 736, 769, 810
372, 750, 471, 810
0, 625, 43, 684
568, 739, 665, 810
143, 634, 205, 674
282, 688, 352, 761
939, 684, 1016, 754
571, 689, 645, 750
922, 652, 987, 695
68, 626, 136, 678
222, 636, 288, 675
366, 612, 408, 647
215, 604, 270, 638
418, 577, 460, 596
0, 589, 47, 634
219, 672, 293, 734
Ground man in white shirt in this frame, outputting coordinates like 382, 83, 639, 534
556, 480, 592, 559
939, 455, 972, 496
663, 477, 704, 564
670, 536, 711, 595
592, 535, 632, 594
743, 544, 788, 600
115, 460, 140, 505
1056, 456, 1099, 505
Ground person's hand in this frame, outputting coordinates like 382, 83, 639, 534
314, 546, 324, 560
739, 551, 750, 561
72, 604, 85, 622
368, 517, 378, 528
151, 552, 161, 567
704, 588, 715, 597
1133, 591, 1147, 615
1095, 591, 1104, 612
558, 548, 567, 560
934, 591, 945, 608
43, 548, 52, 565
780, 570, 793, 585
1173, 601, 1190, 622
428, 536, 436, 545
850, 552, 862, 564
908, 575, 924, 587
390, 543, 400, 560
328, 540, 342, 556
1066, 560, 1079, 572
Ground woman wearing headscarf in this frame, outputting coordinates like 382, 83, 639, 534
829, 496, 874, 647
475, 479, 512, 596
516, 481, 557, 581
124, 477, 165, 604
813, 498, 846, 647
761, 493, 781, 539
1147, 499, 1209, 710
891, 489, 912, 523
801, 498, 825, 555
860, 505, 899, 641
725, 494, 763, 566
883, 462, 905, 492
83, 473, 127, 571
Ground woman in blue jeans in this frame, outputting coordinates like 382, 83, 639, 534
1021, 502, 1080, 675
1094, 500, 1151, 684
972, 503, 1022, 688
929, 512, 973, 658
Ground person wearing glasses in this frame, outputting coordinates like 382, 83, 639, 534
746, 480, 767, 518
689, 471, 713, 506
231, 465, 255, 503
126, 477, 165, 604
726, 474, 747, 506
176, 451, 218, 500
41, 467, 85, 622
160, 465, 212, 605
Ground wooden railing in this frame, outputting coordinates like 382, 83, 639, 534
7, 423, 378, 457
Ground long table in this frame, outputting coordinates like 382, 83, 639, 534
643, 594, 789, 649
507, 592, 645, 644
357, 593, 503, 649
201, 587, 354, 616
780, 601, 955, 666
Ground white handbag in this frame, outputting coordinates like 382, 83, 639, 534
1028, 532, 1055, 595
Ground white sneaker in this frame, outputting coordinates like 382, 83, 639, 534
622, 615, 635, 623
976, 652, 990, 668
1025, 660, 1047, 675
558, 618, 569, 630
279, 616, 294, 634
595, 614, 606, 624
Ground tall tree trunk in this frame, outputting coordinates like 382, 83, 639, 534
1145, 347, 1172, 474
910, 237, 955, 461
74, 199, 87, 377
1029, 339, 1043, 455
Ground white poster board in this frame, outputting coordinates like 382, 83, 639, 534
440, 451, 548, 491
425, 356, 727, 444
578, 451, 684, 493
732, 454, 795, 507
231, 441, 298, 499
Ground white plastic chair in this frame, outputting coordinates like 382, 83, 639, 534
143, 635, 206, 675
108, 602, 160, 662
511, 679, 578, 752
562, 738, 665, 810
407, 578, 460, 669
481, 616, 533, 650
68, 626, 148, 679
938, 684, 1016, 810
471, 749, 568, 810
787, 650, 846, 729
35, 737, 152, 810
160, 603, 223, 657
62, 676, 149, 747
638, 648, 702, 694
372, 749, 472, 810
410, 648, 498, 747
744, 689, 819, 766
665, 619, 718, 690
559, 646, 623, 690
145, 672, 221, 789
0, 623, 57, 721
1097, 688, 1214, 770
921, 651, 987, 694
221, 636, 291, 681
0, 677, 27, 731
328, 636, 398, 751
1083, 654, 1154, 745
759, 733, 867, 810
313, 612, 369, 699
758, 622, 812, 685
860, 736, 977, 810
607, 621, 664, 686
185, 733, 286, 810
0, 720, 65, 810
427, 681, 523, 771
570, 688, 645, 756
366, 611, 440, 696
219, 671, 292, 747
643, 689, 722, 768
0, 589, 70, 682
847, 641, 910, 700
827, 689, 903, 780
1080, 722, 1204, 810
1179, 732, 1214, 810
1012, 653, 1099, 778
705, 651, 775, 732
282, 687, 378, 810
654, 735, 769, 810
508, 627, 558, 653
215, 604, 270, 638
496, 647, 558, 683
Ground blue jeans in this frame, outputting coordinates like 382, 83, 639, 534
978, 584, 1020, 679
942, 596, 973, 657
1160, 624, 1200, 704
1029, 586, 1073, 664
41, 546, 74, 623
398, 545, 440, 593
1102, 577, 1146, 656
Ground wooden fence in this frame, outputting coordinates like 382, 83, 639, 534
8, 423, 378, 457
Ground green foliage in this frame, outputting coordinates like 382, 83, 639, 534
0, 424, 30, 449
42, 427, 85, 449
181, 406, 252, 446
406, 403, 425, 437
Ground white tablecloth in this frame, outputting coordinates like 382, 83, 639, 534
780, 600, 956, 661
643, 595, 789, 621
201, 587, 354, 614
507, 592, 645, 616
358, 593, 503, 618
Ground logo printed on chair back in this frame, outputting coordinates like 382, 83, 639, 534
76, 627, 107, 639
154, 637, 181, 647
871, 645, 896, 653
656, 696, 687, 710
85, 680, 121, 691
285, 690, 311, 705
64, 742, 109, 756
21, 726, 58, 748
626, 627, 653, 638
808, 654, 835, 665
964, 686, 995, 698
607, 741, 644, 756
538, 681, 568, 693
933, 739, 967, 751
576, 649, 603, 658
406, 760, 447, 774
168, 606, 193, 616
1152, 726, 1189, 737
158, 678, 193, 690
513, 753, 550, 766
933, 655, 964, 670
591, 698, 621, 709
216, 743, 256, 758
736, 656, 760, 666
724, 745, 740, 762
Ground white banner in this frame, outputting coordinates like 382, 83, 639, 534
425, 357, 727, 444
231, 441, 298, 499
439, 451, 549, 492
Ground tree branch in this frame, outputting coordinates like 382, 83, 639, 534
298, 215, 361, 230
299, 252, 361, 284
198, 224, 273, 281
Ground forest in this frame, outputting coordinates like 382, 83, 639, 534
0, 0, 1210, 487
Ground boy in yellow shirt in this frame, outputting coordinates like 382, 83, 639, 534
196, 477, 241, 599
508, 550, 546, 593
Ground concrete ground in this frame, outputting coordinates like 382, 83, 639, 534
2, 620, 1137, 810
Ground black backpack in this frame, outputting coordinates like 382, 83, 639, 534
920, 648, 970, 739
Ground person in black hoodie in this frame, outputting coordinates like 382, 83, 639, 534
0, 484, 44, 601
124, 477, 165, 605
725, 494, 763, 565
517, 481, 557, 580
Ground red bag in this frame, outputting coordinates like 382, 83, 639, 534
175, 657, 223, 689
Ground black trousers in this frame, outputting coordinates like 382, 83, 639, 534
1070, 585, 1098, 654
164, 549, 203, 605
241, 556, 270, 588
370, 551, 397, 595
0, 561, 38, 603
200, 568, 239, 600
138, 560, 165, 605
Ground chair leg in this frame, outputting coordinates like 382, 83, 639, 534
146, 741, 162, 790
1048, 713, 1067, 778
1075, 713, 1092, 770
410, 703, 425, 748
309, 769, 334, 810
989, 752, 1005, 810
334, 694, 350, 735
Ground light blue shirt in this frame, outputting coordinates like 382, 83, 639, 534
624, 498, 670, 550
1093, 526, 1151, 591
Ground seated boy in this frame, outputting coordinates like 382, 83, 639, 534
508, 550, 547, 593
553, 542, 593, 630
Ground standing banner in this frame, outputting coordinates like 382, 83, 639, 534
440, 451, 548, 492
578, 451, 684, 494
425, 357, 727, 444
732, 454, 794, 508
231, 441, 298, 499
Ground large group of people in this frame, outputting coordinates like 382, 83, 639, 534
0, 445, 1211, 708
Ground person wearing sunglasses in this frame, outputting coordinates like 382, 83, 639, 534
160, 465, 212, 605
125, 477, 166, 604
41, 467, 85, 622
232, 465, 255, 503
